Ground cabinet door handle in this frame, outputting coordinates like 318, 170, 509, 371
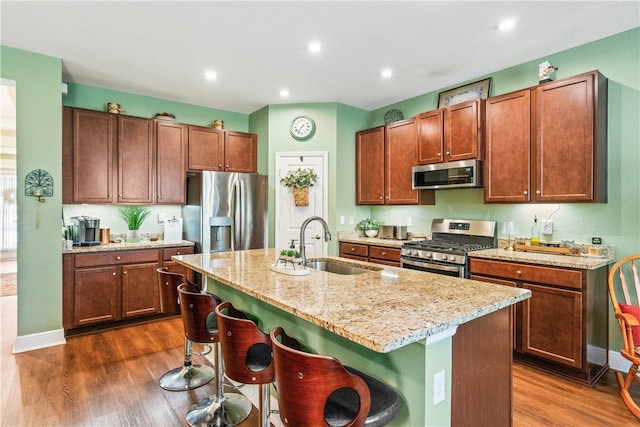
218, 164, 223, 169
226, 164, 229, 168
523, 191, 528, 195
351, 247, 356, 251
536, 190, 541, 195
446, 151, 450, 155
112, 272, 116, 276
176, 251, 181, 255
116, 256, 121, 260
382, 251, 386, 255
516, 270, 522, 275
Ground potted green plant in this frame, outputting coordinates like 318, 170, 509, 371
357, 218, 381, 237
280, 168, 319, 206
118, 206, 151, 243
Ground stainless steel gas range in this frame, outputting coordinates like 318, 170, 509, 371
400, 218, 497, 278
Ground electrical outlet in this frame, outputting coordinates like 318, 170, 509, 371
433, 370, 445, 404
541, 220, 553, 235
340, 216, 345, 225
349, 216, 354, 225
407, 217, 412, 227
158, 213, 165, 225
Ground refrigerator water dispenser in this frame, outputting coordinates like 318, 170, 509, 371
209, 216, 233, 252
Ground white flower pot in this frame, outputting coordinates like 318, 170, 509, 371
365, 229, 378, 237
127, 229, 140, 243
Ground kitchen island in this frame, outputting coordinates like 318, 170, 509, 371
173, 248, 530, 426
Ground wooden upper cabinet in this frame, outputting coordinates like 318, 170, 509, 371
445, 99, 484, 162
156, 121, 187, 204
356, 120, 434, 206
484, 89, 531, 203
417, 99, 484, 164
385, 118, 420, 204
63, 107, 115, 204
117, 115, 155, 204
356, 126, 385, 205
188, 126, 257, 173
484, 70, 607, 204
534, 71, 607, 202
417, 109, 444, 164
188, 125, 223, 171
224, 131, 257, 172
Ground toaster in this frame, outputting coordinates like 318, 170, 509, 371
379, 225, 408, 240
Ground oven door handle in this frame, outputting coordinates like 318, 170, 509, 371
402, 258, 461, 273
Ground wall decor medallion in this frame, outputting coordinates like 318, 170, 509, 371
438, 78, 491, 108
384, 109, 404, 124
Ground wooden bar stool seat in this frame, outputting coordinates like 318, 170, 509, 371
157, 268, 218, 391
270, 326, 401, 427
178, 284, 252, 427
216, 301, 275, 427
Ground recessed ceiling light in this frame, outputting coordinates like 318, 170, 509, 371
205, 70, 217, 80
280, 89, 290, 97
498, 19, 516, 31
308, 42, 322, 53
381, 69, 393, 79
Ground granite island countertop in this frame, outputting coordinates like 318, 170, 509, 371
63, 239, 194, 254
173, 248, 530, 353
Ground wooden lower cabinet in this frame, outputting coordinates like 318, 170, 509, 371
160, 246, 195, 315
368, 245, 401, 267
63, 245, 194, 335
339, 241, 401, 267
469, 257, 608, 385
73, 266, 118, 326
339, 242, 368, 262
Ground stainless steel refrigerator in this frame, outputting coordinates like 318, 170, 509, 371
182, 171, 268, 254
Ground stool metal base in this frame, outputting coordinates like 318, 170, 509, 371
159, 364, 215, 391
186, 393, 252, 427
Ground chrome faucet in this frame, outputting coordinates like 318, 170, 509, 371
299, 216, 332, 265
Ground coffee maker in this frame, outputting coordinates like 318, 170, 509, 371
71, 216, 101, 246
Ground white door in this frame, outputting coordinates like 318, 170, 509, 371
275, 152, 328, 257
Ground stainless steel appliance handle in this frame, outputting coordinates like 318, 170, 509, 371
401, 258, 461, 273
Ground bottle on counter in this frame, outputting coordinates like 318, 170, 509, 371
531, 215, 540, 246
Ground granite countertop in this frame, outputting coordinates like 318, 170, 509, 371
63, 239, 194, 254
470, 248, 614, 270
172, 248, 530, 353
338, 236, 408, 248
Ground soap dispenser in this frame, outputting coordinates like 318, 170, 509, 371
531, 216, 540, 246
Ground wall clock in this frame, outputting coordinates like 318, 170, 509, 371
290, 115, 316, 141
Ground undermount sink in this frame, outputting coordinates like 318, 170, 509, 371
305, 260, 380, 275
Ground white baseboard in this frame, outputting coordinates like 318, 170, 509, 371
13, 329, 66, 353
609, 350, 633, 373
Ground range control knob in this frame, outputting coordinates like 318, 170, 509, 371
412, 250, 419, 257
448, 255, 456, 261
441, 254, 448, 261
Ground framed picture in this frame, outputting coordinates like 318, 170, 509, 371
438, 78, 491, 108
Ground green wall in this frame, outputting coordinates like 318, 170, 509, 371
0, 46, 63, 336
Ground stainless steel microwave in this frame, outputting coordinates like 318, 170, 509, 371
412, 159, 483, 190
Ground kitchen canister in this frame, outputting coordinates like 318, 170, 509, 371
99, 227, 110, 244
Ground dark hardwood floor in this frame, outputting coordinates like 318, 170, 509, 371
2, 295, 639, 426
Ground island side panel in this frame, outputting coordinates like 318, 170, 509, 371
452, 307, 513, 425
206, 277, 434, 426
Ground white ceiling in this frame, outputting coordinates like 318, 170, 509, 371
2, 1, 638, 114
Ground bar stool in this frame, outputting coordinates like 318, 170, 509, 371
270, 326, 401, 427
157, 268, 218, 391
178, 284, 252, 427
215, 301, 275, 427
